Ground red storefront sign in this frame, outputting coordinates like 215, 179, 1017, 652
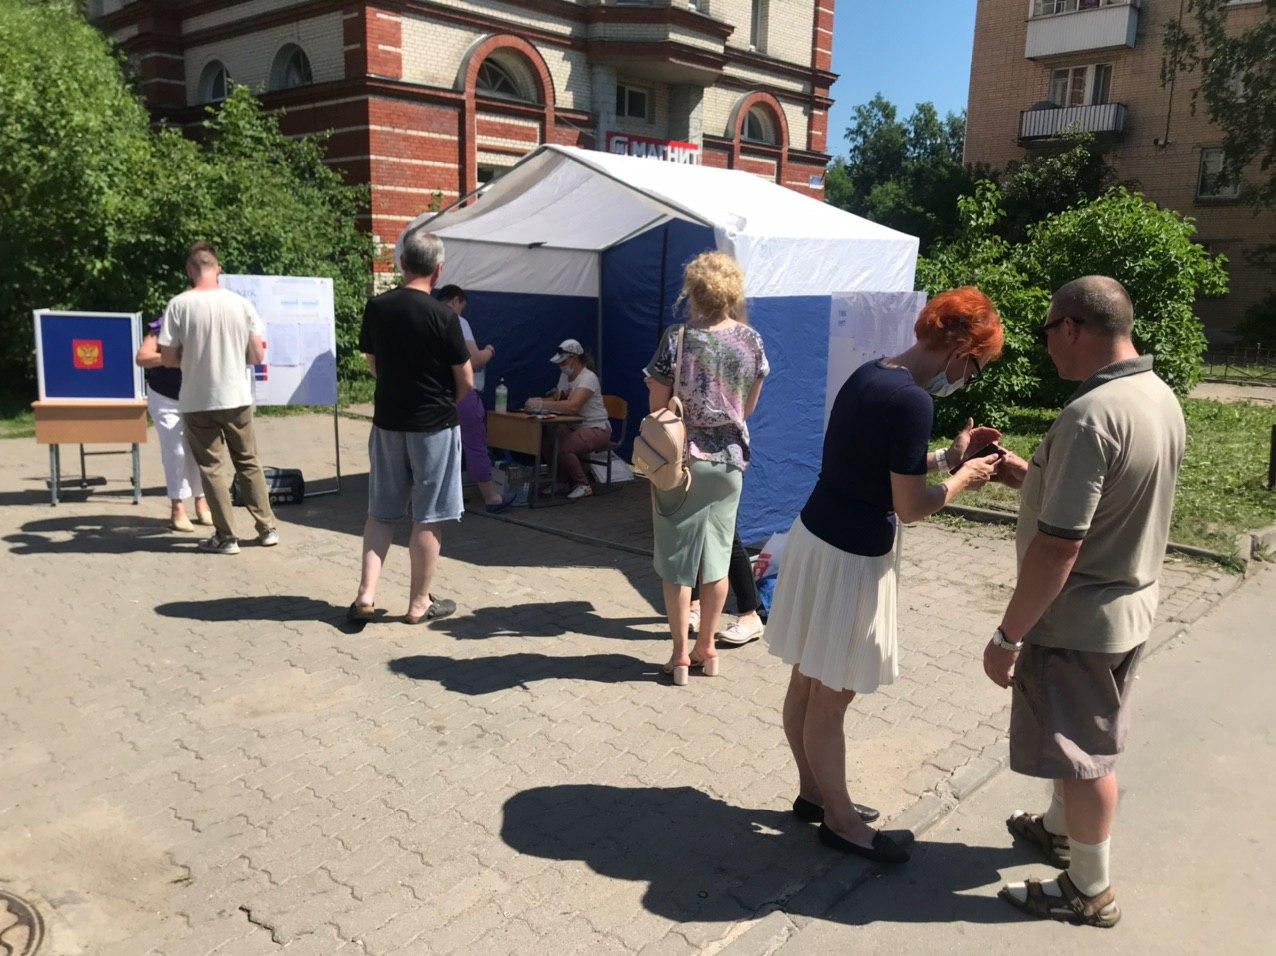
605, 133, 701, 165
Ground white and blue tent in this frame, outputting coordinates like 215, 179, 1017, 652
403, 144, 922, 543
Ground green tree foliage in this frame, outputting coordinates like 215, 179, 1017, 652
0, 0, 373, 390
918, 184, 1228, 433
996, 130, 1119, 244
1163, 0, 1276, 209
827, 95, 978, 252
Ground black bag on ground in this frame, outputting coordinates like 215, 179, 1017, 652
233, 467, 305, 506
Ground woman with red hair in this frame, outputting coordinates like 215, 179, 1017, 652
764, 286, 1005, 864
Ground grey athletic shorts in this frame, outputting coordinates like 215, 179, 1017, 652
1009, 641, 1145, 780
367, 425, 463, 524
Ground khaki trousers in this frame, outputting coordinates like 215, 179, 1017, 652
182, 405, 276, 540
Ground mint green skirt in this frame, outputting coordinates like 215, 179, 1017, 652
651, 459, 744, 588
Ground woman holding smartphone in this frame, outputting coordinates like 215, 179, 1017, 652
764, 287, 1004, 864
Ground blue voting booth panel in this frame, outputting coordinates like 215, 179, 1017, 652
36, 312, 141, 401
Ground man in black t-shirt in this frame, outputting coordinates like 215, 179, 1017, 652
348, 229, 473, 626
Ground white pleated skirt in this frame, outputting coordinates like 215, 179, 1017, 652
764, 516, 901, 694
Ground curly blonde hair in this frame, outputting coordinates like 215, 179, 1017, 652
679, 252, 747, 325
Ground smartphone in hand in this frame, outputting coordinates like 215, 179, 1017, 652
950, 442, 1006, 475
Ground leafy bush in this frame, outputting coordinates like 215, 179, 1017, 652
917, 183, 1227, 433
0, 0, 374, 391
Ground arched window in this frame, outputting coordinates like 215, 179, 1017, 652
475, 55, 539, 103
742, 106, 778, 145
198, 60, 229, 103
269, 44, 313, 92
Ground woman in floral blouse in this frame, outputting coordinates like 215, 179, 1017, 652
643, 252, 769, 686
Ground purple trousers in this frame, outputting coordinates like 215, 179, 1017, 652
457, 389, 493, 483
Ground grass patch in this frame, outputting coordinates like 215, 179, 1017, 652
937, 399, 1276, 554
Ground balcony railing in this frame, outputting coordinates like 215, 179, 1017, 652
1025, 0, 1139, 59
1031, 0, 1134, 17
1019, 102, 1128, 141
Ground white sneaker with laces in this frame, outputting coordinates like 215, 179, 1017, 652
258, 528, 279, 547
717, 616, 765, 646
567, 484, 593, 500
199, 535, 240, 555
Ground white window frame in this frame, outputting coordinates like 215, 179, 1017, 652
749, 0, 769, 53
742, 106, 778, 145
269, 44, 313, 92
1197, 148, 1241, 201
616, 82, 651, 121
1048, 63, 1113, 106
1031, 0, 1135, 17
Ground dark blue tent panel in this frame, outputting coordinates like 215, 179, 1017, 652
601, 221, 716, 456
462, 292, 596, 408
738, 296, 830, 544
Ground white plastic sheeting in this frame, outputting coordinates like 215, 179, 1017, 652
399, 145, 919, 298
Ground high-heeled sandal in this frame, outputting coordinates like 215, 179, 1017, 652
660, 662, 690, 686
689, 652, 720, 676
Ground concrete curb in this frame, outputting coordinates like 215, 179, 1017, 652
941, 504, 1260, 572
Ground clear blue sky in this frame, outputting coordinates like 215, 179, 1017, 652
825, 0, 977, 157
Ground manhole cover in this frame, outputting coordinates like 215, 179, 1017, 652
0, 890, 44, 955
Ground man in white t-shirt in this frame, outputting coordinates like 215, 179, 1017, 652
525, 338, 612, 499
159, 242, 277, 555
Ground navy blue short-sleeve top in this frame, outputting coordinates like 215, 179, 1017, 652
799, 360, 934, 556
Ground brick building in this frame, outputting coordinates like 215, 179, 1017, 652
964, 0, 1273, 338
90, 0, 837, 259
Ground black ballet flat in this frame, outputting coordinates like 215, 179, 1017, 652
817, 823, 911, 864
792, 796, 880, 824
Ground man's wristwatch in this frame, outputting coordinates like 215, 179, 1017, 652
992, 628, 1023, 652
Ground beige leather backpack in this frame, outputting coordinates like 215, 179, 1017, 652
632, 326, 692, 505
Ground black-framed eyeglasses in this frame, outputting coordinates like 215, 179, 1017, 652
966, 355, 983, 385
1038, 316, 1083, 341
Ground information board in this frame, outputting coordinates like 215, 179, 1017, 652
33, 310, 144, 402
825, 291, 928, 424
218, 275, 338, 407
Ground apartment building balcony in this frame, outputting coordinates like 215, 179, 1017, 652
1019, 101, 1128, 143
1025, 0, 1140, 60
586, 0, 733, 85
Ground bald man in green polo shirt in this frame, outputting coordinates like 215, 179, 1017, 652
982, 276, 1186, 928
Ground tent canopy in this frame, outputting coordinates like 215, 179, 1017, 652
398, 145, 922, 543
404, 145, 918, 299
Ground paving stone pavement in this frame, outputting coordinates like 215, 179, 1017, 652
0, 412, 1241, 955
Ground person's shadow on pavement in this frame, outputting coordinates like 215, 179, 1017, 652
156, 595, 366, 632
499, 784, 1035, 927
428, 600, 666, 642
387, 652, 655, 694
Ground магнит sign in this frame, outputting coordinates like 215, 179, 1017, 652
606, 133, 701, 164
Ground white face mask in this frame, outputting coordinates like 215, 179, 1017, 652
924, 369, 964, 399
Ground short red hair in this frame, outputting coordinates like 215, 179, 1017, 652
914, 287, 1003, 362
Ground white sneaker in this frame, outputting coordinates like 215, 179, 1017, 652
258, 528, 279, 547
688, 606, 700, 633
199, 535, 240, 555
717, 617, 765, 646
567, 484, 593, 500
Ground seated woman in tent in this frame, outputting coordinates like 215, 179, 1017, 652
525, 338, 612, 500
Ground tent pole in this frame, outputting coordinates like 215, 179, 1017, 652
657, 224, 669, 337
596, 251, 604, 378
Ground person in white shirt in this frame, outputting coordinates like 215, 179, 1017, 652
526, 339, 611, 500
436, 285, 513, 513
158, 242, 278, 555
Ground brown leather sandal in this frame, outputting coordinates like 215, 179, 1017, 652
1006, 811, 1070, 868
998, 871, 1121, 928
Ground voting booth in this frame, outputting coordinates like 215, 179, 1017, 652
32, 310, 148, 504
400, 145, 923, 543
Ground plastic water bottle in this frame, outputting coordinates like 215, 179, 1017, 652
494, 379, 508, 413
